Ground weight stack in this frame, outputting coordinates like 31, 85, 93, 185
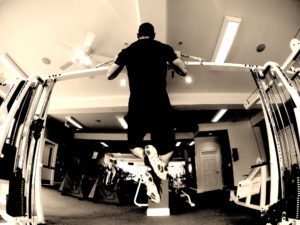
287, 165, 300, 220
6, 169, 26, 217
0, 144, 17, 180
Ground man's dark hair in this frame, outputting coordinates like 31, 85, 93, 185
138, 22, 155, 39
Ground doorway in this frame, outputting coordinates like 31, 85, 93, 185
194, 130, 234, 193
41, 139, 58, 186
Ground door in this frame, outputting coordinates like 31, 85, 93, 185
201, 150, 222, 192
41, 139, 58, 186
195, 136, 223, 193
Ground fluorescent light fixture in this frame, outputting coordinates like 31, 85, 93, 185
70, 57, 77, 63
135, 0, 142, 25
184, 61, 201, 65
188, 164, 193, 173
211, 109, 227, 123
118, 116, 128, 129
185, 76, 193, 83
76, 49, 85, 59
176, 141, 181, 147
0, 52, 28, 79
100, 142, 109, 147
65, 116, 83, 129
82, 56, 91, 65
120, 78, 127, 86
189, 141, 195, 146
0, 88, 6, 99
75, 49, 92, 66
212, 16, 241, 63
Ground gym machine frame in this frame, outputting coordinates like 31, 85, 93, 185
230, 39, 300, 225
0, 39, 299, 224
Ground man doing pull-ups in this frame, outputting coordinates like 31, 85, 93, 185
106, 22, 187, 203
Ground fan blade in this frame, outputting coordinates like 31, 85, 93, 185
60, 60, 74, 70
84, 32, 95, 48
55, 40, 74, 51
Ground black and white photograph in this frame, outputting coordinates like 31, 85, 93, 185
0, 0, 299, 224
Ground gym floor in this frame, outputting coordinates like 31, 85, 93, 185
42, 187, 262, 225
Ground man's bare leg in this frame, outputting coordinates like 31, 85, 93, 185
130, 147, 145, 159
159, 151, 173, 164
130, 147, 160, 203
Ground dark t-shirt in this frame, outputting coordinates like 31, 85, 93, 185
115, 39, 177, 114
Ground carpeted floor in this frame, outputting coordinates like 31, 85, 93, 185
42, 187, 262, 225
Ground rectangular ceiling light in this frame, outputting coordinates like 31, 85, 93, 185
176, 141, 181, 147
0, 88, 6, 99
189, 141, 195, 146
118, 116, 128, 129
65, 116, 83, 129
0, 52, 28, 79
184, 61, 201, 65
211, 16, 241, 63
100, 142, 109, 147
211, 109, 227, 123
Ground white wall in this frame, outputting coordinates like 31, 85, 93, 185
198, 120, 266, 186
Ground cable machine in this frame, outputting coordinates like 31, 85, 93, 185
228, 38, 300, 225
0, 39, 299, 224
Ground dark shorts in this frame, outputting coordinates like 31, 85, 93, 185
126, 111, 175, 155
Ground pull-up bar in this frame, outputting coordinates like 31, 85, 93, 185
39, 57, 263, 83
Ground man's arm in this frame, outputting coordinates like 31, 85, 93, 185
106, 63, 124, 80
170, 58, 188, 76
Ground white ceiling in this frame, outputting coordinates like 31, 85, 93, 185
0, 0, 299, 132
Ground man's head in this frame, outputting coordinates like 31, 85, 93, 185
137, 22, 155, 39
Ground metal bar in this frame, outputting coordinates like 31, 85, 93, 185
134, 178, 148, 207
246, 39, 300, 109
230, 191, 267, 211
16, 83, 44, 171
267, 63, 300, 165
183, 60, 264, 72
266, 84, 291, 169
251, 69, 282, 203
26, 80, 55, 221
270, 62, 300, 108
260, 164, 267, 207
262, 102, 281, 205
0, 78, 42, 155
270, 73, 299, 166
32, 80, 56, 223
41, 58, 266, 83
281, 39, 300, 72
42, 65, 109, 82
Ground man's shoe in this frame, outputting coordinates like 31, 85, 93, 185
142, 171, 160, 204
144, 145, 168, 180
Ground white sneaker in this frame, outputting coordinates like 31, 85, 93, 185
144, 145, 168, 180
142, 171, 160, 204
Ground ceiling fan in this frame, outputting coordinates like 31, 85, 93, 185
59, 32, 110, 70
